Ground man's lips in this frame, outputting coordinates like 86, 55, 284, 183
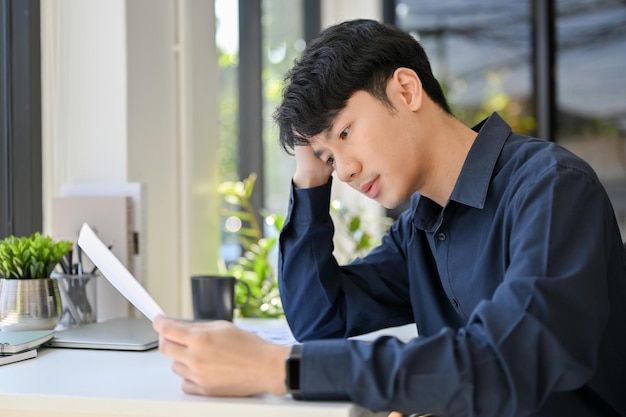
360, 177, 380, 199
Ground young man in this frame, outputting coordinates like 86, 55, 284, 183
154, 19, 626, 416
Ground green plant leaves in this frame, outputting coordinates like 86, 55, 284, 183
217, 173, 283, 318
217, 172, 257, 202
0, 233, 72, 279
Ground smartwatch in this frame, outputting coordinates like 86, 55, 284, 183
285, 344, 303, 399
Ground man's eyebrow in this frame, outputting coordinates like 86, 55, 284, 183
313, 149, 323, 159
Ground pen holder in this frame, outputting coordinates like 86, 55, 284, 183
52, 273, 98, 328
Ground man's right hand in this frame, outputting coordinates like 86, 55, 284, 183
153, 316, 291, 398
293, 145, 334, 189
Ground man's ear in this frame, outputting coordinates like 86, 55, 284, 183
390, 67, 423, 111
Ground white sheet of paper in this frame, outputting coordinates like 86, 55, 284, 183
78, 223, 164, 321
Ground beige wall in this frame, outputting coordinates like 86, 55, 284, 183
41, 0, 220, 319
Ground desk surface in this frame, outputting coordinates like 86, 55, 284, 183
0, 319, 417, 417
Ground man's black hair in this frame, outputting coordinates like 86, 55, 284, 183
273, 19, 452, 154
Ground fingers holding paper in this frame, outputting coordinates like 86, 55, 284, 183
153, 316, 290, 397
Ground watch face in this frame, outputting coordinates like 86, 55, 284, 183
287, 355, 301, 390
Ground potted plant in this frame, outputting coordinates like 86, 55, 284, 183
218, 173, 284, 318
0, 233, 72, 330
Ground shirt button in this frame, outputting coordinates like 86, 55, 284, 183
451, 299, 459, 308
437, 232, 446, 241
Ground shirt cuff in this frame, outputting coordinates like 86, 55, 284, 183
301, 339, 352, 401
288, 178, 333, 224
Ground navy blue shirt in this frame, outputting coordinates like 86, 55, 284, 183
278, 113, 626, 416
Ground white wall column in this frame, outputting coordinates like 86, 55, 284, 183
321, 0, 382, 26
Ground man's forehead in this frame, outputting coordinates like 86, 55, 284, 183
308, 125, 335, 144
309, 135, 331, 159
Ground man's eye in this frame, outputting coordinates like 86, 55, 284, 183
326, 156, 335, 166
339, 128, 349, 140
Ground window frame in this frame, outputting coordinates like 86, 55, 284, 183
0, 0, 42, 238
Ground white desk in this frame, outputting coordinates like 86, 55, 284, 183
0, 319, 417, 417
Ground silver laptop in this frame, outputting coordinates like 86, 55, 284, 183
48, 317, 158, 351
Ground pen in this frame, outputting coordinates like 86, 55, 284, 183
67, 247, 73, 275
77, 245, 83, 275
59, 256, 70, 274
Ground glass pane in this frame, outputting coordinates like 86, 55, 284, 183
216, 0, 239, 184
216, 0, 240, 263
555, 0, 626, 183
396, 0, 534, 133
556, 0, 626, 235
262, 0, 304, 219
216, 0, 304, 265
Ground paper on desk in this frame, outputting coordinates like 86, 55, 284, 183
78, 223, 164, 321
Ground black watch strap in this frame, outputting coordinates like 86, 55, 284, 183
285, 344, 303, 399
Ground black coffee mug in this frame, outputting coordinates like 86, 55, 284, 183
191, 275, 251, 321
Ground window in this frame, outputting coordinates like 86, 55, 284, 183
555, 0, 626, 231
395, 0, 534, 133
555, 0, 626, 181
262, 0, 307, 218
216, 0, 311, 264
394, 0, 626, 231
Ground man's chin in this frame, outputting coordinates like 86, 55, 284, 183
379, 197, 406, 210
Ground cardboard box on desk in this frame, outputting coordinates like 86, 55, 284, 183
51, 196, 135, 321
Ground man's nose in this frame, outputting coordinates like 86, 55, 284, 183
334, 158, 359, 182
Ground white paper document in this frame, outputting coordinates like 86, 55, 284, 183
235, 319, 297, 345
78, 223, 164, 321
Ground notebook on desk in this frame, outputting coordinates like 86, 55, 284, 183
48, 317, 158, 351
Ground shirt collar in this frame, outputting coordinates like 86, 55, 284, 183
449, 112, 511, 209
411, 113, 511, 231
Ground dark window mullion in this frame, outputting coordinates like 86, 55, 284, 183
0, 1, 11, 238
382, 0, 396, 26
532, 0, 556, 141
238, 0, 264, 227
0, 0, 42, 238
304, 0, 321, 42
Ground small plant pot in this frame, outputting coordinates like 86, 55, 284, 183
0, 278, 62, 331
